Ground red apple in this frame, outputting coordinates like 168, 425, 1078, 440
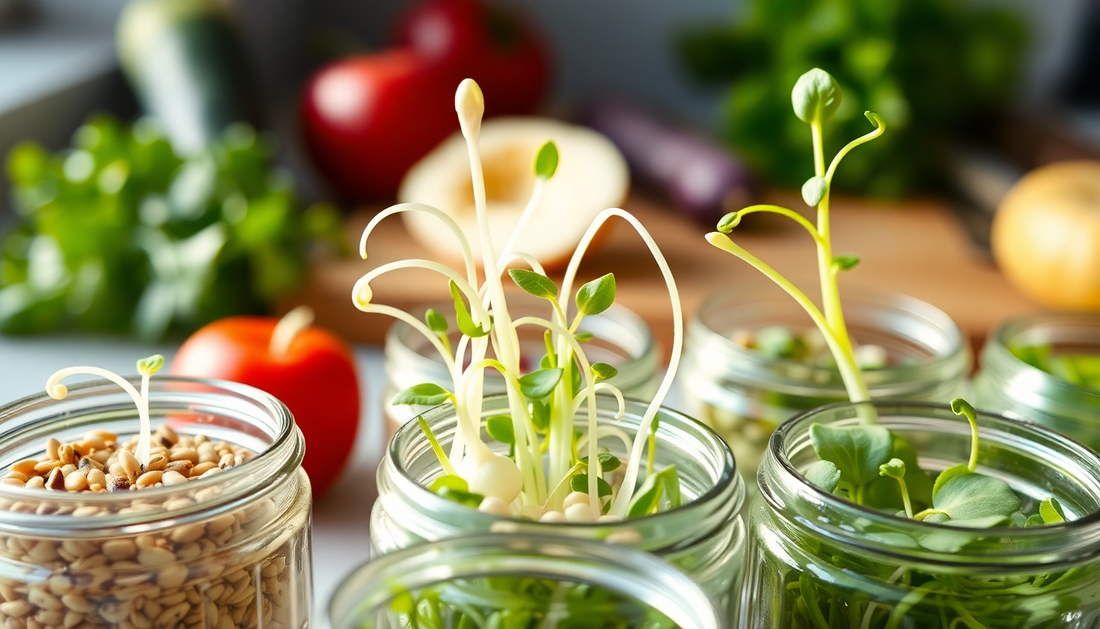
171, 307, 360, 497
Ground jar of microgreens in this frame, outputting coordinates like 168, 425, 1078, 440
327, 533, 724, 629
383, 301, 659, 437
372, 394, 746, 620
0, 376, 312, 629
975, 313, 1100, 448
745, 399, 1100, 629
680, 286, 971, 477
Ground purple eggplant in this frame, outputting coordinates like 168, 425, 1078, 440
583, 99, 755, 225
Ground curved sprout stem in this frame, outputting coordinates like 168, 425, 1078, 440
571, 382, 625, 420
575, 425, 634, 468
825, 115, 886, 185
724, 205, 823, 246
46, 367, 152, 467
496, 252, 547, 277
359, 202, 479, 290
355, 259, 491, 328
497, 177, 546, 268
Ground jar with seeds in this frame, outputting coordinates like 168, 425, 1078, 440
0, 360, 311, 629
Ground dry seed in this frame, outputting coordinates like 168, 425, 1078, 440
135, 470, 163, 487
156, 424, 179, 446
169, 448, 199, 464
102, 538, 137, 560
146, 453, 167, 471
45, 438, 60, 460
118, 450, 141, 481
63, 471, 87, 492
191, 462, 218, 476
10, 460, 37, 476
6, 471, 28, 483
44, 467, 64, 491
86, 468, 106, 488
165, 460, 193, 476
107, 474, 131, 492
156, 564, 188, 589
137, 547, 174, 567
169, 523, 204, 545
60, 593, 94, 614
33, 460, 61, 474
0, 600, 32, 617
162, 470, 188, 486
201, 467, 223, 478
57, 444, 75, 466
25, 477, 44, 489
60, 464, 77, 476
1, 478, 25, 487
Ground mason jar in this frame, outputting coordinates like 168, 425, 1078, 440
0, 377, 312, 629
327, 533, 725, 629
383, 301, 659, 437
680, 286, 971, 478
372, 394, 746, 621
975, 313, 1100, 448
744, 399, 1100, 628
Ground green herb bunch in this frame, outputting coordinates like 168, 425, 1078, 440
1, 113, 344, 338
678, 0, 1025, 196
354, 79, 685, 524
709, 69, 1079, 628
386, 578, 679, 628
1011, 343, 1100, 394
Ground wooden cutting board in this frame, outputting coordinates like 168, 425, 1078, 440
282, 193, 1037, 356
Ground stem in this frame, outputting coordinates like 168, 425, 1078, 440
270, 306, 314, 357
360, 202, 480, 291
725, 205, 823, 246
897, 477, 914, 519
497, 177, 546, 268
418, 416, 458, 477
46, 367, 152, 468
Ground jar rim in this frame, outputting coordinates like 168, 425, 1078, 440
0, 376, 302, 532
327, 533, 724, 629
984, 312, 1100, 405
763, 400, 1100, 566
692, 286, 969, 387
387, 393, 741, 537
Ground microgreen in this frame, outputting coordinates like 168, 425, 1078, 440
354, 79, 686, 523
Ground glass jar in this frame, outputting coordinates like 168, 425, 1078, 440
744, 400, 1100, 628
383, 301, 658, 438
372, 394, 746, 622
975, 313, 1100, 448
0, 377, 312, 629
327, 533, 725, 629
681, 286, 971, 478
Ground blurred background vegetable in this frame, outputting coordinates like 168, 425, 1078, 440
0, 115, 344, 338
678, 0, 1027, 197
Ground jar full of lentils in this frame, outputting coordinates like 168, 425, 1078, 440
0, 375, 312, 629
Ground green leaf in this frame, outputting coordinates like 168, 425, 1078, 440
879, 457, 906, 479
486, 415, 515, 445
518, 368, 563, 399
1025, 514, 1045, 527
791, 68, 842, 124
449, 280, 489, 338
570, 474, 612, 497
932, 464, 972, 500
437, 486, 485, 508
716, 211, 742, 233
574, 332, 594, 342
809, 423, 893, 486
801, 176, 827, 207
833, 255, 861, 271
425, 308, 448, 334
136, 354, 164, 376
534, 141, 559, 179
508, 268, 558, 300
864, 435, 933, 512
591, 362, 618, 381
626, 465, 680, 517
1040, 497, 1066, 524
575, 273, 616, 316
428, 475, 468, 494
393, 383, 452, 406
580, 452, 621, 473
755, 325, 797, 358
933, 473, 1021, 521
804, 460, 841, 492
531, 400, 550, 432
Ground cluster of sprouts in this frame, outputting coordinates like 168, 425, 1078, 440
352, 79, 684, 521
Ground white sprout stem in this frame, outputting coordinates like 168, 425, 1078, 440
496, 251, 547, 278
496, 177, 546, 268
572, 382, 625, 420
270, 306, 314, 356
555, 209, 684, 517
46, 367, 152, 467
513, 316, 601, 513
357, 259, 491, 328
352, 298, 458, 378
360, 202, 479, 290
575, 425, 634, 464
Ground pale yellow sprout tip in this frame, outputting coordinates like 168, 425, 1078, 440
47, 383, 67, 400
455, 78, 484, 134
352, 279, 373, 310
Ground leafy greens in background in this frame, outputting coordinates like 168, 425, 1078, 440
0, 114, 345, 339
678, 0, 1026, 197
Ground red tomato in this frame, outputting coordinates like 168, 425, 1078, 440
300, 48, 458, 200
393, 0, 549, 117
170, 316, 361, 498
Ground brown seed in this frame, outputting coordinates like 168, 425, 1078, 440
45, 467, 65, 491
10, 459, 38, 476
107, 474, 131, 492
45, 438, 60, 460
191, 462, 218, 476
57, 444, 76, 466
102, 538, 137, 560
71, 441, 92, 457
138, 546, 175, 567
63, 471, 87, 492
218, 453, 236, 469
165, 460, 193, 477
156, 424, 180, 446
169, 448, 199, 464
135, 470, 163, 488
118, 450, 141, 481
162, 471, 188, 486
34, 460, 61, 474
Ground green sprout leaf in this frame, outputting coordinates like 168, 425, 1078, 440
574, 332, 594, 342
1025, 514, 1045, 527
534, 140, 559, 179
449, 280, 489, 338
809, 423, 893, 486
801, 176, 827, 207
427, 475, 468, 494
437, 486, 485, 508
932, 463, 971, 500
804, 460, 841, 492
864, 110, 886, 133
575, 273, 616, 316
486, 415, 515, 445
580, 451, 622, 473
879, 457, 906, 480
518, 368, 563, 399
716, 211, 741, 233
531, 400, 550, 432
508, 268, 558, 300
393, 383, 452, 406
570, 474, 612, 497
832, 255, 861, 271
425, 308, 448, 334
932, 473, 1021, 521
1040, 497, 1067, 524
591, 362, 618, 381
791, 68, 843, 124
755, 325, 797, 358
627, 465, 681, 518
136, 354, 165, 376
